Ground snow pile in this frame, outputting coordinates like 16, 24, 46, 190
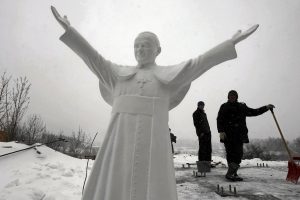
0, 142, 88, 200
0, 142, 299, 200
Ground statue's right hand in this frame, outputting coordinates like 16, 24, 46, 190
51, 6, 70, 30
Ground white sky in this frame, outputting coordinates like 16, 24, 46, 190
1, 0, 300, 144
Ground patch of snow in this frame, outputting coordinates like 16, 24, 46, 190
0, 142, 299, 200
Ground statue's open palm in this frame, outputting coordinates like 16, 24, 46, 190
232, 24, 259, 44
51, 6, 70, 30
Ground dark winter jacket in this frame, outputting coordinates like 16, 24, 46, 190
193, 108, 211, 138
170, 133, 177, 143
217, 101, 269, 143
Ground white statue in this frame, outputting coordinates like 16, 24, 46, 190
51, 6, 258, 200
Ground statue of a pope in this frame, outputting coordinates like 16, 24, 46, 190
51, 6, 258, 200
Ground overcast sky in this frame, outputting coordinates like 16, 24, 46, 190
1, 0, 299, 145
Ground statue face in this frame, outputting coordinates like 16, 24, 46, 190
134, 36, 161, 66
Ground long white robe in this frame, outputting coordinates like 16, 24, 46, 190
60, 27, 237, 200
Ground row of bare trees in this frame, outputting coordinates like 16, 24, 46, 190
243, 137, 300, 160
29, 125, 93, 158
0, 72, 31, 141
0, 71, 95, 158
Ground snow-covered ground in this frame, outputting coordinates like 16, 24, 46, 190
0, 142, 299, 200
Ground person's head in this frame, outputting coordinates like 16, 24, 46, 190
228, 90, 238, 102
197, 101, 205, 109
134, 32, 161, 67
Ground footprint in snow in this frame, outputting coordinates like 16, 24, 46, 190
62, 169, 75, 177
28, 188, 46, 200
5, 179, 20, 188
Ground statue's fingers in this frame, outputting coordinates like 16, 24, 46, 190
51, 6, 62, 20
63, 16, 70, 25
246, 24, 259, 35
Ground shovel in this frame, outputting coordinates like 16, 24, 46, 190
270, 109, 300, 184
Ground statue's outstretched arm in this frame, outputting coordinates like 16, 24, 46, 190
231, 24, 259, 45
51, 6, 70, 30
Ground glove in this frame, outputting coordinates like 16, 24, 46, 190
266, 104, 275, 110
219, 132, 226, 141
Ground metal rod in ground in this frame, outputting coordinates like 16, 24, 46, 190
0, 138, 66, 158
217, 184, 219, 192
234, 187, 237, 195
82, 132, 98, 195
221, 187, 224, 195
229, 184, 232, 192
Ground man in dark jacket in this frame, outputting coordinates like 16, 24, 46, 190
169, 128, 177, 154
193, 101, 212, 162
217, 90, 274, 181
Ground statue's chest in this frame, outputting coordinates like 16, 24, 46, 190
133, 71, 158, 95
115, 69, 168, 97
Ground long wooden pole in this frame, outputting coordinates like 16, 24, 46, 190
270, 109, 292, 160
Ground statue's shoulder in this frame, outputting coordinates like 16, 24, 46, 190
154, 62, 189, 84
111, 65, 137, 80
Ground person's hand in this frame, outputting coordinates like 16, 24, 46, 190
51, 6, 71, 30
266, 104, 275, 110
231, 24, 259, 45
219, 132, 226, 141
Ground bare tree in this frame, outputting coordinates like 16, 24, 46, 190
20, 114, 46, 145
4, 76, 31, 141
291, 136, 300, 153
0, 72, 11, 130
37, 130, 67, 152
68, 127, 91, 157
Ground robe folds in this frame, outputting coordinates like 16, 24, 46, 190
60, 27, 237, 200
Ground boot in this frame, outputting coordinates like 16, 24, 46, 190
233, 173, 243, 181
226, 163, 244, 181
225, 163, 237, 181
233, 164, 243, 181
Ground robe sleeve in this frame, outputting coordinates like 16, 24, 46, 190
59, 27, 118, 92
168, 40, 237, 86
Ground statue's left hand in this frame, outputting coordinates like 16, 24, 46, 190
51, 6, 71, 30
231, 24, 259, 45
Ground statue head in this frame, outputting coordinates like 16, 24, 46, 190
134, 32, 161, 66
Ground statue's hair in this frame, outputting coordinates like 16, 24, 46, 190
135, 31, 160, 48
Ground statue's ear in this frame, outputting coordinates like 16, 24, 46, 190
156, 47, 161, 56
